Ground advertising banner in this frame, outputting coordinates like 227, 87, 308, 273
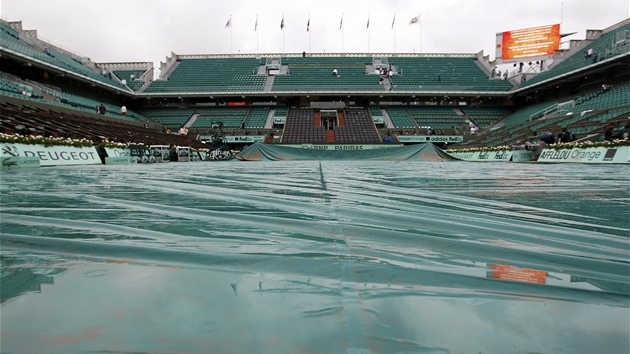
149, 145, 170, 163
284, 144, 401, 150
511, 150, 534, 162
104, 147, 132, 158
396, 135, 463, 143
177, 147, 191, 162
1, 143, 101, 166
447, 150, 512, 161
105, 157, 135, 164
0, 156, 40, 169
537, 146, 629, 163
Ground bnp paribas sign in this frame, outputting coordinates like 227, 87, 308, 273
1, 143, 101, 167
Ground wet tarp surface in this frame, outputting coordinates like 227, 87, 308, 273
236, 143, 457, 161
1, 161, 629, 353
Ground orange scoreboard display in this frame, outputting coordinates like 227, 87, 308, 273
496, 24, 561, 63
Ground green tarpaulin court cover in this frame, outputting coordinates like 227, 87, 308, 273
1, 159, 628, 353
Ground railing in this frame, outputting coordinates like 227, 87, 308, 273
530, 100, 575, 121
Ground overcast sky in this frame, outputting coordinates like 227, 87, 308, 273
1, 0, 628, 74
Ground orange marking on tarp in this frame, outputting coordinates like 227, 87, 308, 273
44, 326, 104, 345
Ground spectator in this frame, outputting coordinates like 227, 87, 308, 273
427, 127, 434, 135
623, 123, 630, 140
540, 132, 555, 144
99, 104, 107, 115
96, 104, 100, 114
144, 121, 149, 129
333, 69, 338, 77
382, 133, 395, 143
179, 126, 188, 136
560, 128, 573, 143
121, 105, 127, 116
604, 123, 620, 141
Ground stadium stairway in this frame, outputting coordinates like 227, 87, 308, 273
326, 130, 336, 143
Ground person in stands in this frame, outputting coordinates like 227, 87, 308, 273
560, 128, 573, 143
121, 105, 127, 116
382, 133, 395, 143
604, 123, 620, 141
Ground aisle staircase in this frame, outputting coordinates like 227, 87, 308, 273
326, 130, 336, 143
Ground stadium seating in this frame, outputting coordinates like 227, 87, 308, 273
0, 22, 130, 91
141, 109, 196, 130
0, 75, 142, 121
391, 57, 512, 92
271, 56, 381, 91
333, 108, 380, 143
406, 106, 466, 133
281, 108, 327, 143
0, 102, 204, 148
460, 106, 511, 128
143, 57, 266, 93
191, 107, 251, 129
245, 107, 270, 129
385, 106, 417, 129
462, 82, 630, 147
113, 70, 147, 91
520, 22, 630, 88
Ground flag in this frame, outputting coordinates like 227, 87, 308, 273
255, 15, 258, 31
339, 14, 343, 30
366, 14, 370, 29
392, 14, 396, 29
280, 15, 285, 29
307, 15, 310, 32
225, 15, 231, 28
409, 13, 421, 25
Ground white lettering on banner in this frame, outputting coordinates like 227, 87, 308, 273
335, 146, 364, 151
24, 150, 97, 161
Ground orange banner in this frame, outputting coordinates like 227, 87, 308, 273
490, 264, 548, 284
498, 24, 560, 61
